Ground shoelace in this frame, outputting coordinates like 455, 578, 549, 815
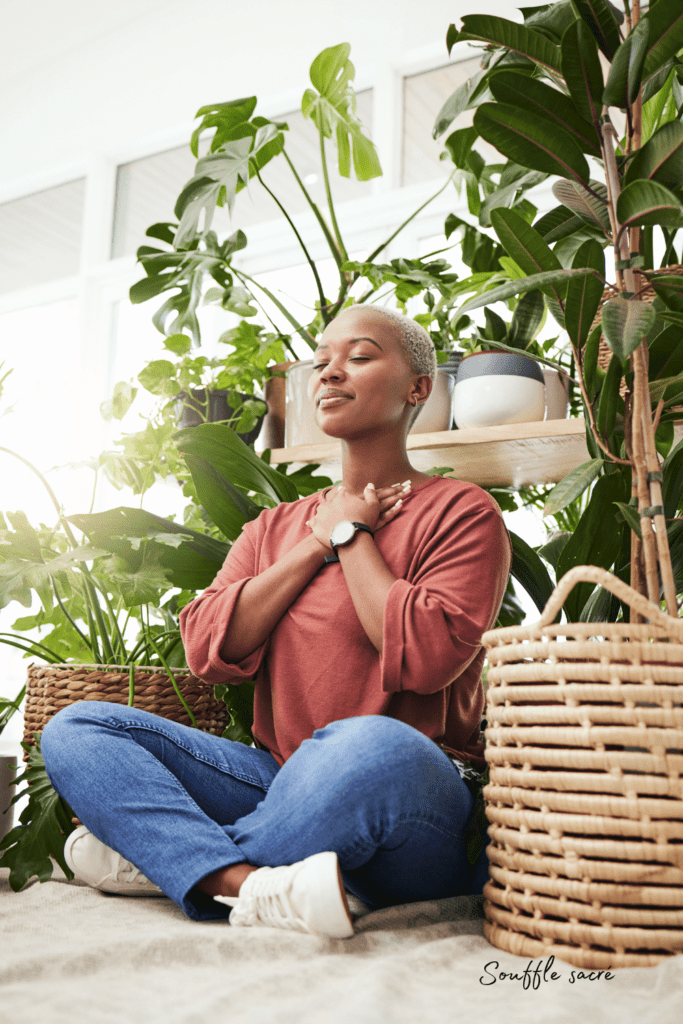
114, 863, 152, 886
230, 865, 310, 932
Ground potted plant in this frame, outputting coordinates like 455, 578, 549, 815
435, 0, 683, 967
451, 290, 567, 428
125, 43, 494, 450
0, 685, 25, 842
0, 427, 330, 891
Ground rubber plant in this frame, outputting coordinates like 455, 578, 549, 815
433, 0, 683, 620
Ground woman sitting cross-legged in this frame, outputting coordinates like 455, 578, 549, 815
41, 305, 512, 938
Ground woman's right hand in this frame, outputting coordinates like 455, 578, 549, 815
374, 481, 411, 531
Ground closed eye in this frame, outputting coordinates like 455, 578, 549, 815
313, 357, 369, 371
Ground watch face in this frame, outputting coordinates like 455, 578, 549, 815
330, 520, 356, 547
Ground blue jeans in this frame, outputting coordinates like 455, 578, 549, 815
41, 703, 485, 921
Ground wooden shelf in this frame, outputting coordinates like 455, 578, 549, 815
269, 418, 589, 488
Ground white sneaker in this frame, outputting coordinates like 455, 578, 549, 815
64, 825, 164, 896
214, 851, 354, 938
345, 890, 372, 918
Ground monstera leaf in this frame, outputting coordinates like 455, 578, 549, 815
302, 43, 381, 180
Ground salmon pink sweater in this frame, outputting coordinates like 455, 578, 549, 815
180, 475, 511, 768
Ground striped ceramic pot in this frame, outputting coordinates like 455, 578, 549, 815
453, 351, 545, 429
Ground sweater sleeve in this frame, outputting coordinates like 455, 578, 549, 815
379, 504, 511, 696
179, 518, 267, 685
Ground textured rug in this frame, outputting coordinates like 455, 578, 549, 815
1, 868, 682, 1024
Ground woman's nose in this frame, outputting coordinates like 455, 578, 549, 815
319, 360, 345, 381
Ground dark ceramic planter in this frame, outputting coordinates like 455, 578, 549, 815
175, 388, 265, 447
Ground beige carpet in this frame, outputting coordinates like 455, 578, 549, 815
1, 868, 682, 1024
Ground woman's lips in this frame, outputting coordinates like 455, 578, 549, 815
318, 395, 352, 408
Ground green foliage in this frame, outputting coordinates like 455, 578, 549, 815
214, 680, 257, 745
302, 43, 382, 180
0, 736, 76, 892
0, 685, 25, 735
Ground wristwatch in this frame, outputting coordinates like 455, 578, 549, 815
329, 520, 374, 551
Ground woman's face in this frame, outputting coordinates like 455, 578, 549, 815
307, 309, 422, 439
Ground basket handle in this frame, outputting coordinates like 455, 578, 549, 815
537, 564, 683, 636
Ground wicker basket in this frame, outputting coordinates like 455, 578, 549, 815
22, 663, 229, 748
482, 565, 683, 969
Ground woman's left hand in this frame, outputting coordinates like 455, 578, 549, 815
307, 483, 381, 552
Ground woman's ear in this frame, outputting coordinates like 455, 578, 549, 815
410, 374, 432, 407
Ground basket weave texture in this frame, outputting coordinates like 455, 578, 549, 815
482, 566, 683, 969
23, 663, 229, 747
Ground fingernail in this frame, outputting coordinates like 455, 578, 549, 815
401, 479, 411, 486
394, 499, 402, 508
402, 482, 411, 491
367, 482, 375, 490
391, 482, 400, 488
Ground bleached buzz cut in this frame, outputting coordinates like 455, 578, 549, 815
360, 306, 437, 426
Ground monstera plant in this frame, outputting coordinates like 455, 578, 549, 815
435, 0, 683, 620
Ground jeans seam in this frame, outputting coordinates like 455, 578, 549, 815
102, 714, 273, 789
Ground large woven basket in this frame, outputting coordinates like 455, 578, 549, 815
23, 663, 229, 748
482, 566, 683, 969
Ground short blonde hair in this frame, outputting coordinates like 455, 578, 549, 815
361, 307, 436, 426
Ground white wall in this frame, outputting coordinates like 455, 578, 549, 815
0, 0, 521, 193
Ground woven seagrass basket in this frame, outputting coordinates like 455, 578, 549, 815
22, 663, 229, 749
481, 565, 683, 969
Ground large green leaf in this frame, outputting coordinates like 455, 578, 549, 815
183, 454, 252, 542
537, 531, 571, 571
561, 19, 605, 126
433, 69, 490, 139
572, 0, 622, 60
625, 121, 683, 189
555, 472, 627, 622
552, 178, 611, 232
175, 124, 283, 248
603, 19, 650, 109
650, 274, 683, 312
543, 459, 604, 517
474, 103, 590, 184
490, 207, 570, 310
508, 289, 545, 348
0, 738, 75, 891
189, 96, 258, 157
68, 507, 229, 591
642, 0, 683, 82
565, 239, 606, 351
450, 15, 563, 74
301, 43, 381, 181
508, 531, 556, 617
175, 423, 298, 505
489, 72, 600, 155
458, 267, 595, 314
601, 298, 657, 362
534, 204, 586, 243
0, 546, 107, 611
616, 179, 683, 234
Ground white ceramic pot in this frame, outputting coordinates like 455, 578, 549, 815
452, 351, 546, 429
542, 367, 570, 420
285, 362, 454, 448
0, 754, 16, 841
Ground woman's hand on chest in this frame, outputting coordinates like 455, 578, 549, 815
306, 482, 407, 552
